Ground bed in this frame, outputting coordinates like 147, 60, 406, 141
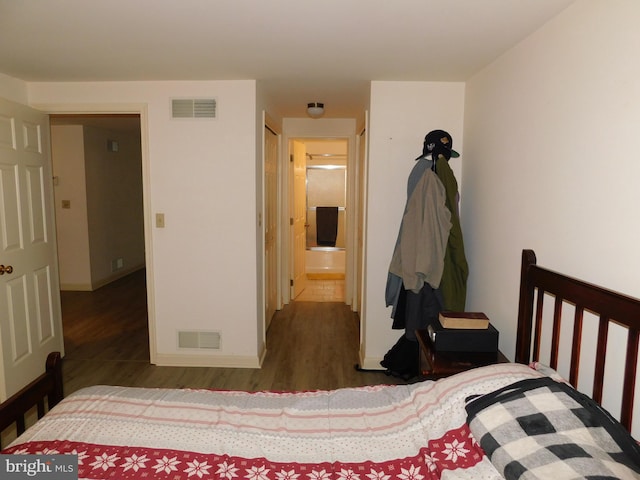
2, 249, 640, 479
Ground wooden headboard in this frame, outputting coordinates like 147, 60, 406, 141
514, 249, 640, 431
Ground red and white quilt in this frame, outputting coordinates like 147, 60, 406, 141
4, 363, 548, 480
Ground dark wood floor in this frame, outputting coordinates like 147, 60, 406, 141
60, 270, 403, 395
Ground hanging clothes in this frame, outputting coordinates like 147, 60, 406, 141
381, 130, 465, 379
384, 157, 451, 336
435, 156, 468, 311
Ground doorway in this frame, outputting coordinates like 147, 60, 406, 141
290, 138, 348, 302
49, 114, 148, 360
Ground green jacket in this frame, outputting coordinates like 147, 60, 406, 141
435, 156, 469, 310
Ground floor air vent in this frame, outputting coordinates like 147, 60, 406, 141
178, 331, 221, 349
172, 98, 217, 118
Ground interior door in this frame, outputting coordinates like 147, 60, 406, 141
291, 140, 306, 299
264, 126, 278, 329
0, 98, 64, 401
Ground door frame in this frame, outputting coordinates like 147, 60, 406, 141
33, 102, 157, 363
280, 128, 357, 307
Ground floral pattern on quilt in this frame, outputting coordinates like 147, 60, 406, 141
5, 425, 482, 480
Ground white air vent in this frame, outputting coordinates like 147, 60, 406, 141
172, 99, 217, 118
178, 330, 221, 349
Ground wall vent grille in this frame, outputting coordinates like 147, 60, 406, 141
172, 98, 217, 118
178, 331, 221, 349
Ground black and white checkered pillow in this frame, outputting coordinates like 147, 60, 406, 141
466, 377, 640, 479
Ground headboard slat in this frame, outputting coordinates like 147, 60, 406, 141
592, 316, 609, 403
569, 307, 584, 387
550, 296, 563, 370
533, 289, 545, 362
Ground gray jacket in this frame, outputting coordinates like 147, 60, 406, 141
385, 158, 452, 316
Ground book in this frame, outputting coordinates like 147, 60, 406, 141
438, 311, 490, 329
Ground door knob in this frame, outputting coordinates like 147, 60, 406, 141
0, 265, 13, 275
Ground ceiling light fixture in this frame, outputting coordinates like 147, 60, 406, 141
307, 102, 324, 118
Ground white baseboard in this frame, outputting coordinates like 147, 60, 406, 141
153, 352, 261, 369
60, 264, 145, 291
358, 355, 385, 371
92, 264, 145, 290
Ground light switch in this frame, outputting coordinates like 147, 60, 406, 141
62, 200, 71, 209
156, 213, 165, 228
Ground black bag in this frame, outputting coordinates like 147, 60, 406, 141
380, 334, 419, 380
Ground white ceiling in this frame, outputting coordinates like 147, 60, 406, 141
1, 0, 575, 118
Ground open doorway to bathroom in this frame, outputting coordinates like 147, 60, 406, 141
291, 138, 348, 302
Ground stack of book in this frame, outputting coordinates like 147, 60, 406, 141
427, 311, 498, 352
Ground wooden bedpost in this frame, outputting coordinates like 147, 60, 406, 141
46, 351, 64, 409
515, 249, 537, 364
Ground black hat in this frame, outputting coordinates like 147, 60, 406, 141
415, 129, 460, 161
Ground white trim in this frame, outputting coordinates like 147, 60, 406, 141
61, 265, 145, 292
280, 119, 357, 307
357, 355, 385, 371
154, 353, 261, 368
357, 111, 370, 360
31, 102, 157, 364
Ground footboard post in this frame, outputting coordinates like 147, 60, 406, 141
46, 351, 64, 409
515, 249, 537, 364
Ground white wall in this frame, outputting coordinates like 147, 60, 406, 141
28, 80, 260, 367
83, 125, 145, 287
463, 0, 640, 412
51, 125, 92, 289
52, 123, 144, 290
362, 82, 465, 368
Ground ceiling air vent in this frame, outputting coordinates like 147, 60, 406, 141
172, 98, 217, 119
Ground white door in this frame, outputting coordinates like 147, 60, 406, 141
264, 126, 278, 329
291, 140, 306, 299
0, 98, 63, 401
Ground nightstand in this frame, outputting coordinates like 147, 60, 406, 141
416, 328, 509, 379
